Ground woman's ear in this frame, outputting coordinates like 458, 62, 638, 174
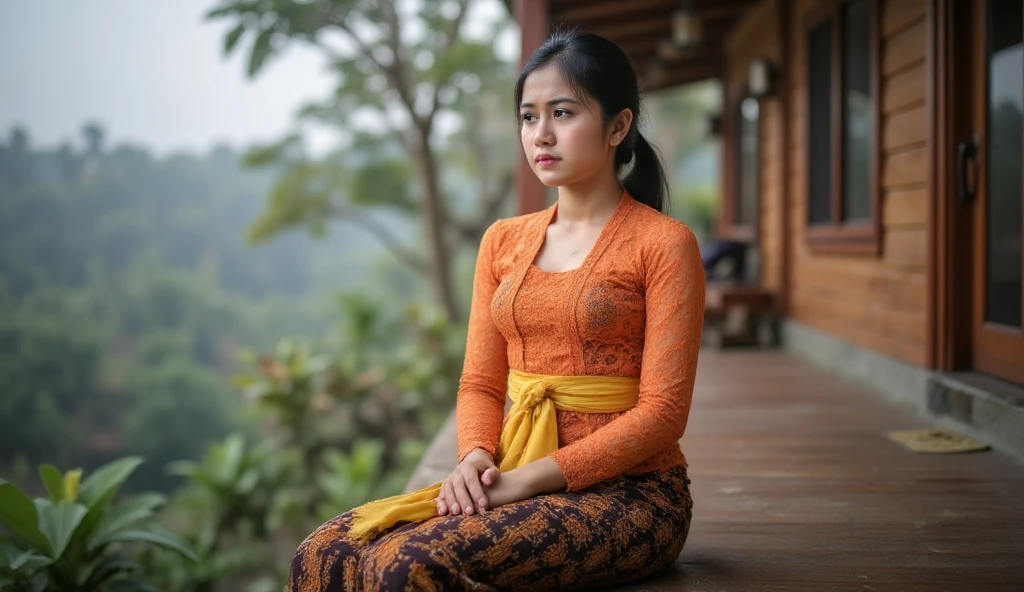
609, 108, 634, 147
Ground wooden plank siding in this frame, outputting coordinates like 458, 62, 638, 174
780, 0, 931, 366
723, 0, 783, 291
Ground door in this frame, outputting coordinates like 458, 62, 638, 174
966, 0, 1024, 384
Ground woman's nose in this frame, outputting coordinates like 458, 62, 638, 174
533, 119, 555, 146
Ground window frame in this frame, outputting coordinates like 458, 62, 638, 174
803, 0, 882, 256
723, 84, 761, 242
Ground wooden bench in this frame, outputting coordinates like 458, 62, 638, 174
702, 282, 777, 348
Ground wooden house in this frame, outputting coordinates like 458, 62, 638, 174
509, 0, 1024, 456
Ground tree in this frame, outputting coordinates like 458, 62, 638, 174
208, 0, 517, 321
82, 122, 105, 157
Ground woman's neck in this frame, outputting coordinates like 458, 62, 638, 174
554, 167, 623, 225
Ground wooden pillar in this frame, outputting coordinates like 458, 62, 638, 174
515, 0, 549, 215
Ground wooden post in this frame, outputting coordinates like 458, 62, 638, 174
515, 0, 549, 215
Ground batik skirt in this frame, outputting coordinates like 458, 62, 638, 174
287, 465, 693, 592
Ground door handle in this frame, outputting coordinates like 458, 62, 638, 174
957, 135, 978, 205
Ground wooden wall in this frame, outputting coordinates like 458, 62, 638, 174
724, 0, 784, 292
783, 0, 929, 366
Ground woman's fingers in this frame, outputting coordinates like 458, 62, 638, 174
451, 473, 474, 515
481, 467, 499, 487
464, 468, 489, 512
440, 480, 456, 515
436, 489, 447, 515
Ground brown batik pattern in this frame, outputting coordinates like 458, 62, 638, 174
287, 466, 693, 592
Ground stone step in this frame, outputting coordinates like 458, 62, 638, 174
927, 371, 1024, 460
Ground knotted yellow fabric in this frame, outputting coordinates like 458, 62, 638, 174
348, 370, 641, 540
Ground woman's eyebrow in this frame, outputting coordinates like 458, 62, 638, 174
519, 97, 582, 109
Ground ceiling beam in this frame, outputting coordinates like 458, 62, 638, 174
641, 60, 723, 91
556, 0, 678, 23
587, 17, 672, 41
631, 45, 723, 73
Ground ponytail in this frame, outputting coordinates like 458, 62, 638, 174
619, 130, 669, 213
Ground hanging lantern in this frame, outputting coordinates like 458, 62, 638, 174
672, 1, 703, 48
748, 57, 777, 98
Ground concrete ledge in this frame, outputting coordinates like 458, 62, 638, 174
781, 320, 933, 418
782, 319, 1024, 463
928, 372, 1024, 462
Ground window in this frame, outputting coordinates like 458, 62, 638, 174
726, 91, 760, 239
805, 0, 880, 255
734, 96, 760, 230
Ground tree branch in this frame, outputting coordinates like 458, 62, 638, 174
429, 0, 472, 120
319, 7, 419, 121
328, 203, 429, 272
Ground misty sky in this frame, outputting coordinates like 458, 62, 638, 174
0, 0, 515, 157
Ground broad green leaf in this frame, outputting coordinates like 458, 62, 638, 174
35, 499, 88, 559
235, 468, 260, 495
38, 466, 62, 502
218, 433, 246, 484
102, 526, 197, 562
248, 28, 274, 78
83, 557, 140, 589
4, 548, 52, 571
224, 23, 246, 55
0, 480, 52, 555
87, 493, 166, 553
77, 457, 143, 510
75, 457, 144, 541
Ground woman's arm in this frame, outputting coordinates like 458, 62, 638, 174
547, 224, 705, 491
455, 222, 510, 464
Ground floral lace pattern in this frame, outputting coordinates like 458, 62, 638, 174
457, 193, 705, 491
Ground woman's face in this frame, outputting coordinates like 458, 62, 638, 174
518, 64, 629, 188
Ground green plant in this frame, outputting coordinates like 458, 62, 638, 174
0, 457, 195, 591
140, 434, 295, 592
141, 296, 464, 591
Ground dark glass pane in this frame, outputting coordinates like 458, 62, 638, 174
985, 0, 1023, 328
738, 97, 759, 227
843, 0, 873, 221
808, 19, 833, 225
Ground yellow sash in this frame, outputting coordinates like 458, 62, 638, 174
348, 370, 640, 540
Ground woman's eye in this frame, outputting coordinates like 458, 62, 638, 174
554, 109, 569, 118
521, 113, 534, 122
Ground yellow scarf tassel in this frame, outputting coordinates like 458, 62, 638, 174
348, 370, 640, 540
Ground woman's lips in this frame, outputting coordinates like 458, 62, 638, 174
536, 157, 559, 168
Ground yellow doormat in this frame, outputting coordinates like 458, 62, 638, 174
886, 428, 990, 454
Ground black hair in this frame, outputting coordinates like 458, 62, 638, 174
513, 28, 670, 213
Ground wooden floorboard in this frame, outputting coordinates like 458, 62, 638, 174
408, 350, 1024, 590
629, 351, 1024, 591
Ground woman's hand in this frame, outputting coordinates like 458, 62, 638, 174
483, 458, 564, 510
480, 468, 534, 509
437, 448, 500, 516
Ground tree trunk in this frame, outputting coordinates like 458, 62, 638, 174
413, 125, 461, 322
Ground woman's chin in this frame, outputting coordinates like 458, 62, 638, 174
534, 169, 568, 187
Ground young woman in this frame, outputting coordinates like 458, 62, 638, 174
288, 29, 705, 592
